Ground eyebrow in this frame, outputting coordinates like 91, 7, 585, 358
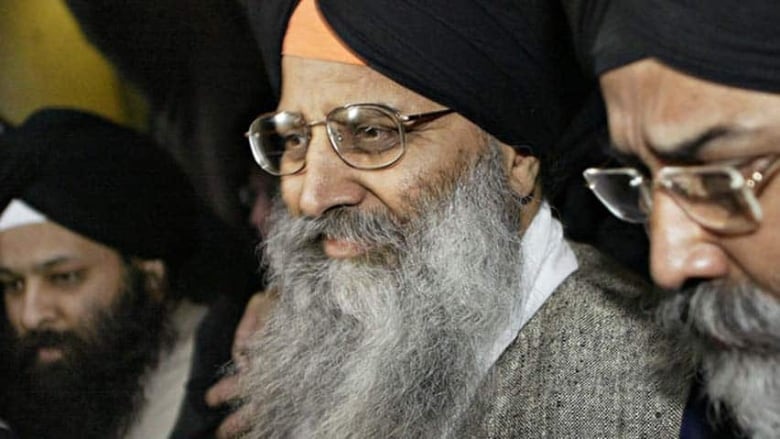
0, 256, 77, 277
650, 125, 736, 163
34, 256, 76, 273
602, 145, 649, 173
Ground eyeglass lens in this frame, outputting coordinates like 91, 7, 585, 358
584, 170, 648, 223
585, 167, 762, 233
327, 106, 404, 169
251, 106, 405, 175
662, 170, 759, 232
248, 112, 308, 175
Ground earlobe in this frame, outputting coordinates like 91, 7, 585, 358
136, 259, 167, 302
504, 144, 540, 199
497, 142, 543, 232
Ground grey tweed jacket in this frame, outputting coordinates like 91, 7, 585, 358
455, 243, 692, 438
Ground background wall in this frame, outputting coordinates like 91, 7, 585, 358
0, 0, 142, 127
0, 0, 271, 231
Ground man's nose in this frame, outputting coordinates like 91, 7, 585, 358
18, 283, 57, 332
295, 129, 366, 217
648, 191, 730, 290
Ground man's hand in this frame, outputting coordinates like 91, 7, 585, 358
205, 291, 278, 439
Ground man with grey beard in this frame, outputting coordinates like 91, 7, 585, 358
209, 0, 693, 437
252, 144, 538, 438
579, 0, 780, 437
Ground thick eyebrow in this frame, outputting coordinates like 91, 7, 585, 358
0, 256, 76, 278
604, 146, 645, 168
0, 267, 17, 279
588, 127, 643, 169
651, 126, 735, 163
33, 256, 76, 274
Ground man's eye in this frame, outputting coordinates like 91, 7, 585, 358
48, 270, 85, 287
1, 278, 24, 295
282, 134, 308, 160
356, 125, 394, 139
351, 125, 398, 152
284, 134, 305, 149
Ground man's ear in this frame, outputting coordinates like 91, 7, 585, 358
496, 140, 543, 231
499, 142, 540, 199
136, 259, 167, 302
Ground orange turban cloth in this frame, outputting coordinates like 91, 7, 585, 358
282, 0, 364, 65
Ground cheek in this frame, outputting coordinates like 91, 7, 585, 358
61, 291, 115, 335
251, 198, 273, 235
379, 152, 474, 218
369, 174, 422, 218
280, 178, 303, 215
58, 294, 93, 326
726, 193, 780, 296
66, 277, 124, 323
4, 294, 23, 332
728, 234, 780, 298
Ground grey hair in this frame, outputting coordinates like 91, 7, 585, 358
240, 138, 527, 438
656, 281, 780, 438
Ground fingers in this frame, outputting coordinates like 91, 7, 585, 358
205, 374, 240, 409
209, 290, 278, 438
232, 290, 278, 366
215, 404, 252, 439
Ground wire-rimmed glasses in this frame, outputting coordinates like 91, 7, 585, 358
246, 103, 454, 176
583, 155, 780, 234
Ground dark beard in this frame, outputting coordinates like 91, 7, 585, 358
656, 280, 780, 438
242, 141, 527, 438
0, 265, 174, 439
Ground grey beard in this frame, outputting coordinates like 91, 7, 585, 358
656, 281, 780, 438
242, 142, 527, 439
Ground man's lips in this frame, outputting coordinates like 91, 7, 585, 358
322, 237, 370, 259
36, 346, 64, 363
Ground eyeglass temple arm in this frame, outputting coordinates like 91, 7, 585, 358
401, 109, 455, 128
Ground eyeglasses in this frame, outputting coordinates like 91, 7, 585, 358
246, 103, 454, 176
583, 155, 780, 234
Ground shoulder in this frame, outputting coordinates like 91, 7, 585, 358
566, 240, 651, 302
536, 241, 677, 339
524, 242, 689, 378
463, 242, 692, 438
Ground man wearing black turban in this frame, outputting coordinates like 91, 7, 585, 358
0, 108, 253, 439
207, 0, 690, 437
579, 1, 780, 438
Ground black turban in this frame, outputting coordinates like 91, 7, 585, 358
591, 0, 780, 93
0, 108, 256, 302
248, 0, 597, 156
247, 0, 654, 274
0, 108, 199, 264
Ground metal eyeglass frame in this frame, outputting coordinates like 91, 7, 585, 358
583, 155, 780, 234
246, 103, 454, 176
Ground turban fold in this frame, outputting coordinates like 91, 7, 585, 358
282, 0, 363, 66
247, 0, 651, 273
592, 0, 780, 93
0, 108, 199, 265
248, 0, 596, 155
0, 108, 260, 302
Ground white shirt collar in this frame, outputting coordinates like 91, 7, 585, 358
484, 201, 578, 372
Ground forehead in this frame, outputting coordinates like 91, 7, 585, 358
0, 222, 118, 268
600, 59, 780, 164
279, 56, 444, 113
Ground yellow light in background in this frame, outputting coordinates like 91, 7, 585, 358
0, 0, 134, 125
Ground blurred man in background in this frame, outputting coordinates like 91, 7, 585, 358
0, 108, 250, 439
